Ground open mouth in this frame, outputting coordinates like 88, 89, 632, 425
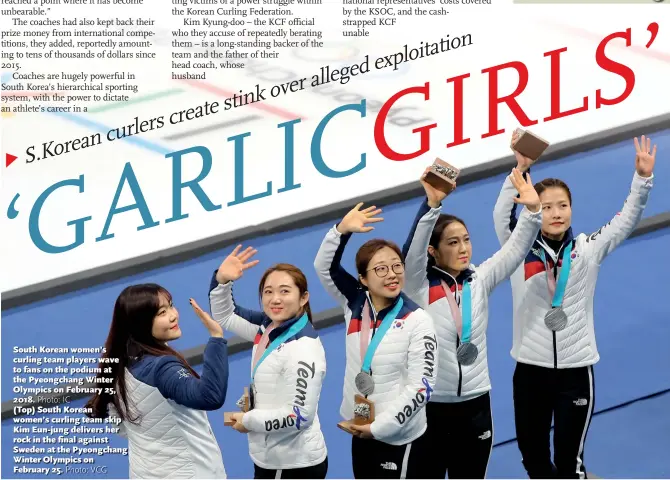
384, 281, 399, 291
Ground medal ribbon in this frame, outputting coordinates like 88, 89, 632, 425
251, 313, 309, 381
359, 297, 404, 374
251, 324, 276, 373
539, 242, 573, 308
441, 280, 472, 344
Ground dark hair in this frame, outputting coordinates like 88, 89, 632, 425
258, 264, 313, 323
428, 214, 468, 267
85, 284, 198, 424
355, 239, 403, 277
534, 178, 572, 205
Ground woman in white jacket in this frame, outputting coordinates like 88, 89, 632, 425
401, 167, 542, 479
314, 203, 438, 479
493, 134, 657, 479
86, 283, 230, 479
208, 245, 328, 479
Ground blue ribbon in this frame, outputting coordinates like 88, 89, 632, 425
252, 314, 309, 381
421, 377, 433, 402
293, 405, 307, 430
461, 280, 472, 343
361, 297, 405, 374
540, 242, 573, 308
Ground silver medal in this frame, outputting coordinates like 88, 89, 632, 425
456, 342, 478, 365
545, 307, 568, 331
355, 372, 375, 396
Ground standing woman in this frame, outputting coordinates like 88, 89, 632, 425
208, 246, 328, 479
86, 284, 230, 479
493, 134, 657, 479
314, 203, 438, 479
401, 167, 543, 478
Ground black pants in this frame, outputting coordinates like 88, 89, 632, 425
351, 433, 430, 479
254, 457, 328, 479
422, 392, 494, 479
513, 362, 595, 479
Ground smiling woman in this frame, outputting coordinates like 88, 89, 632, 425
84, 283, 230, 479
494, 134, 657, 479
314, 202, 438, 479
208, 246, 328, 479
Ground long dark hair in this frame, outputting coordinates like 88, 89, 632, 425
85, 284, 198, 424
428, 214, 468, 268
258, 264, 313, 323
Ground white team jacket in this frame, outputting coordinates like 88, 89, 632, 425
402, 198, 542, 401
314, 226, 438, 446
112, 337, 229, 479
493, 171, 654, 369
209, 280, 328, 470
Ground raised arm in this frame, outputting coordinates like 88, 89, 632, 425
493, 174, 523, 246
314, 203, 383, 309
402, 200, 438, 301
154, 337, 229, 411
402, 167, 455, 301
241, 340, 326, 434
367, 312, 438, 441
208, 245, 265, 342
494, 130, 537, 245
479, 169, 542, 294
584, 136, 656, 264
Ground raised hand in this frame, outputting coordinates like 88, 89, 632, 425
634, 135, 657, 178
511, 129, 535, 173
510, 168, 541, 213
215, 245, 260, 285
190, 298, 223, 338
420, 166, 455, 208
336, 203, 383, 235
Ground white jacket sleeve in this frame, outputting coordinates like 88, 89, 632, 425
401, 199, 439, 303
493, 172, 524, 246
314, 225, 360, 309
477, 206, 542, 295
370, 312, 438, 441
209, 278, 263, 343
583, 171, 653, 264
242, 341, 326, 434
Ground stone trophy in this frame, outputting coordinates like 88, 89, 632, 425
337, 394, 375, 434
511, 128, 550, 161
224, 386, 250, 426
423, 158, 460, 194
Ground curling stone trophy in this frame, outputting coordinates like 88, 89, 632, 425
224, 386, 251, 426
511, 128, 550, 161
337, 394, 375, 434
423, 158, 460, 194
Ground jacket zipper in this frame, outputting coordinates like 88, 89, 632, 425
456, 337, 463, 396
454, 280, 463, 396
550, 243, 565, 370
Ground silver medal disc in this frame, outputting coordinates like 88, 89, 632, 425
355, 372, 375, 396
456, 342, 478, 366
545, 307, 568, 331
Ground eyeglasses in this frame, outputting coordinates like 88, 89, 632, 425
367, 262, 405, 278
